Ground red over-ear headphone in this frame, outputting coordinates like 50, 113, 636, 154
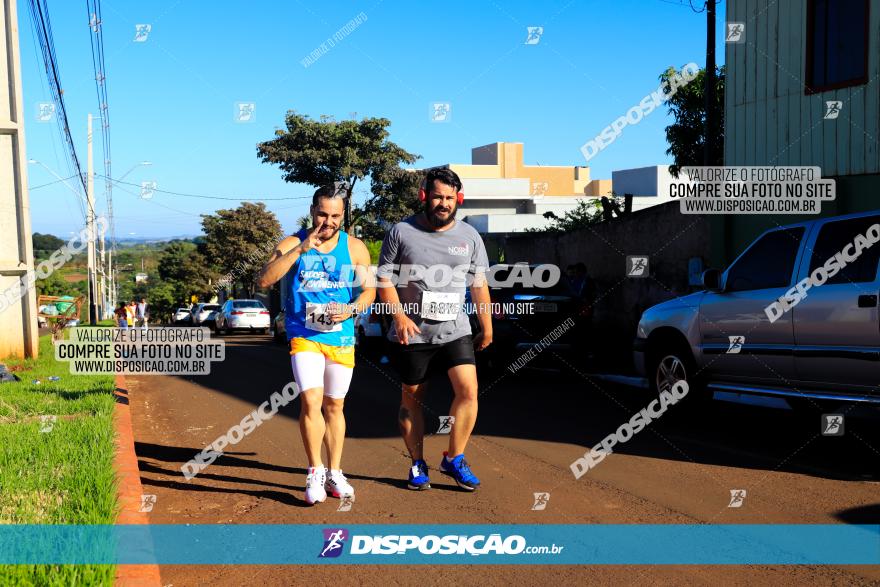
419, 186, 464, 205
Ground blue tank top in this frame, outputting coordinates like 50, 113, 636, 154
285, 229, 355, 346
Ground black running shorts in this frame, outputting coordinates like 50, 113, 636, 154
391, 334, 476, 385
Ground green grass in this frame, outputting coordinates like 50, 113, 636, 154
0, 334, 117, 586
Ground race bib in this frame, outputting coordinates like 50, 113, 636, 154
420, 291, 461, 322
305, 302, 342, 332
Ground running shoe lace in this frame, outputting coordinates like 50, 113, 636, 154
457, 458, 474, 480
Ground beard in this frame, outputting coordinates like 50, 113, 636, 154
424, 201, 457, 228
314, 222, 341, 242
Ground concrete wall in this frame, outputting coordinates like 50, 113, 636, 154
501, 202, 712, 367
459, 203, 527, 217
465, 214, 553, 234
611, 165, 691, 213
530, 197, 586, 216
460, 177, 530, 196
585, 178, 613, 197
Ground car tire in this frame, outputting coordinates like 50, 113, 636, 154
646, 340, 704, 412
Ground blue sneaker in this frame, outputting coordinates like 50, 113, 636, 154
439, 452, 480, 490
407, 459, 430, 490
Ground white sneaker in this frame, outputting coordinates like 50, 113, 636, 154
325, 469, 355, 499
305, 466, 327, 505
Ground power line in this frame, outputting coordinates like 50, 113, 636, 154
29, 174, 81, 190
23, 5, 83, 221
689, 0, 706, 13
86, 0, 113, 244
100, 175, 316, 201
111, 180, 206, 217
26, 0, 89, 218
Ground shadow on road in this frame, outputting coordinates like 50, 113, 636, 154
834, 503, 880, 524
146, 334, 880, 492
134, 437, 466, 505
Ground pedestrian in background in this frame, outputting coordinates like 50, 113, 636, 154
115, 302, 129, 329
126, 300, 136, 327
136, 297, 149, 331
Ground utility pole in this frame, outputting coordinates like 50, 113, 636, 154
87, 113, 97, 325
98, 233, 106, 318
0, 0, 39, 358
344, 184, 352, 232
106, 174, 115, 317
703, 0, 716, 166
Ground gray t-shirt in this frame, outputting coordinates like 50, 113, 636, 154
378, 215, 489, 344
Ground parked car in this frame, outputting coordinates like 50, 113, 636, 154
634, 210, 880, 407
191, 303, 220, 328
272, 309, 286, 343
215, 299, 271, 334
172, 307, 192, 325
471, 263, 589, 371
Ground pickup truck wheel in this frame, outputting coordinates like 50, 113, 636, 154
647, 342, 704, 412
654, 354, 689, 394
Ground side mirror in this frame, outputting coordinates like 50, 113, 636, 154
702, 268, 722, 291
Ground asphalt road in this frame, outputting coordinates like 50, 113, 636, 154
128, 331, 880, 586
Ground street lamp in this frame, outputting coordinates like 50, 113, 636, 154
118, 161, 152, 181
27, 159, 89, 208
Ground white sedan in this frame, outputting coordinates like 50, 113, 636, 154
215, 299, 271, 334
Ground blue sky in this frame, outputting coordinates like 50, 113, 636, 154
21, 0, 726, 239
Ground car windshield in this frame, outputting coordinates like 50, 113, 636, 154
233, 301, 264, 309
203, 305, 220, 311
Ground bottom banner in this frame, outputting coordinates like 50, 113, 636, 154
0, 524, 876, 565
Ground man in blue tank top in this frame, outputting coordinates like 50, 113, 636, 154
257, 183, 375, 505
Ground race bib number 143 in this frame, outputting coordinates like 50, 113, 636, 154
305, 302, 342, 332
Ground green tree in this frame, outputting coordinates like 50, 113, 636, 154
661, 65, 725, 176
32, 232, 65, 260
354, 166, 424, 240
157, 241, 217, 301
200, 202, 282, 297
257, 112, 419, 229
537, 196, 630, 233
35, 271, 73, 297
138, 280, 179, 323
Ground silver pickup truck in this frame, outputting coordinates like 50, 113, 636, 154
634, 210, 880, 406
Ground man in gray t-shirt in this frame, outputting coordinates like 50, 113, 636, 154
377, 167, 493, 493
378, 214, 489, 344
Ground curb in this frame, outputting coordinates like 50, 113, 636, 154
113, 374, 162, 587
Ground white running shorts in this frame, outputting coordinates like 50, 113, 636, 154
290, 352, 354, 399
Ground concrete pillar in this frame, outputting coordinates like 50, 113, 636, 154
0, 0, 39, 358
